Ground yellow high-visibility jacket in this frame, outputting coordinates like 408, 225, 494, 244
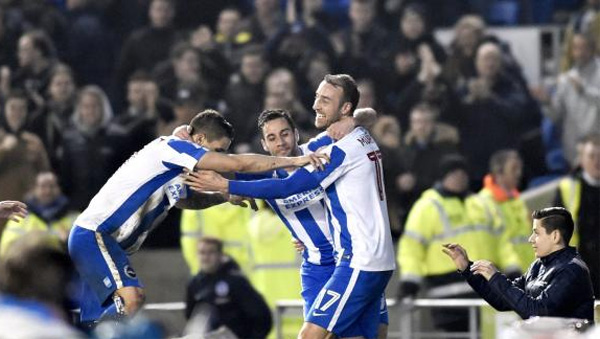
559, 176, 582, 247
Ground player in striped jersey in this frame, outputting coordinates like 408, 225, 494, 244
67, 110, 326, 326
186, 75, 396, 339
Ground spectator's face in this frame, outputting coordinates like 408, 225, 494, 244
401, 11, 425, 40
442, 169, 469, 193
455, 26, 480, 56
500, 156, 522, 190
255, 0, 278, 15
198, 242, 221, 274
127, 80, 146, 109
313, 81, 345, 129
307, 58, 331, 90
410, 109, 434, 141
357, 81, 375, 108
49, 72, 75, 103
261, 117, 298, 157
528, 219, 558, 258
34, 172, 61, 206
217, 9, 240, 38
571, 35, 594, 67
78, 92, 103, 128
581, 141, 600, 180
476, 45, 502, 79
18, 36, 39, 68
350, 2, 374, 33
174, 50, 200, 82
241, 55, 266, 85
4, 97, 28, 132
394, 52, 416, 75
149, 0, 174, 29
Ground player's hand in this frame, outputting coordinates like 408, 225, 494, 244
442, 243, 470, 272
228, 195, 258, 211
296, 153, 329, 170
291, 238, 305, 253
183, 169, 229, 194
172, 125, 191, 140
327, 118, 356, 140
0, 200, 27, 222
470, 260, 498, 281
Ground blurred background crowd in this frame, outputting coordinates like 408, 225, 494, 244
0, 0, 598, 338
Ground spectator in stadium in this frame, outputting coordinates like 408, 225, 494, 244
26, 63, 77, 168
112, 72, 174, 160
560, 0, 600, 72
223, 45, 268, 152
0, 234, 82, 338
152, 42, 208, 108
213, 7, 248, 67
5, 30, 57, 105
333, 0, 392, 80
114, 0, 177, 107
384, 42, 418, 127
60, 85, 121, 211
0, 90, 50, 209
546, 33, 600, 166
298, 52, 332, 109
0, 171, 76, 256
395, 4, 446, 64
238, 0, 283, 44
398, 104, 459, 212
0, 6, 21, 70
185, 237, 272, 339
477, 150, 535, 274
443, 207, 595, 321
554, 133, 600, 298
457, 42, 532, 190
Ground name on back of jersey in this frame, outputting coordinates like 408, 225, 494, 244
357, 133, 374, 147
277, 186, 325, 211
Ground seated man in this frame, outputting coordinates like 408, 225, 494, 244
443, 207, 595, 321
185, 237, 272, 339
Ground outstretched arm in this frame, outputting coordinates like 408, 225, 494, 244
196, 151, 328, 173
175, 192, 227, 210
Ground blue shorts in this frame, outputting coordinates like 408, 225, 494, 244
305, 261, 392, 339
301, 261, 336, 318
68, 226, 142, 321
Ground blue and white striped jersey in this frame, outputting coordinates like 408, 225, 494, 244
238, 133, 336, 266
75, 136, 206, 254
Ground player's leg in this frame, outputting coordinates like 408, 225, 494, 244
300, 262, 336, 318
68, 226, 143, 323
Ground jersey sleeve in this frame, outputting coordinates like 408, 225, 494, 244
299, 131, 334, 154
304, 144, 349, 189
161, 138, 207, 171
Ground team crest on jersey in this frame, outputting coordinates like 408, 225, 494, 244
124, 265, 137, 279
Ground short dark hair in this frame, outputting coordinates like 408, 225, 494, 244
257, 109, 297, 138
0, 234, 74, 308
128, 70, 153, 83
411, 102, 439, 118
5, 90, 28, 103
170, 42, 199, 61
489, 149, 520, 176
22, 30, 56, 59
189, 109, 234, 142
198, 236, 223, 253
532, 207, 574, 246
324, 74, 360, 113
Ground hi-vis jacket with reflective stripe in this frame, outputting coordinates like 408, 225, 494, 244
477, 188, 534, 272
180, 204, 253, 275
1, 212, 77, 256
559, 176, 581, 247
398, 188, 519, 284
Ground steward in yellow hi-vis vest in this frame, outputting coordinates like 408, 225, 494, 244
180, 203, 253, 275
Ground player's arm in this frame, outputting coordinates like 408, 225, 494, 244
174, 191, 228, 210
195, 151, 328, 173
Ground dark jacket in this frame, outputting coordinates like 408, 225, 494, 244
462, 247, 595, 321
185, 258, 272, 339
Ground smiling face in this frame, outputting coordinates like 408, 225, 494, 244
312, 81, 347, 129
260, 117, 298, 157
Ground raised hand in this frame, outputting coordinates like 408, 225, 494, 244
442, 243, 470, 271
0, 200, 27, 222
296, 153, 330, 170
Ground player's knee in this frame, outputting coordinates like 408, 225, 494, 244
299, 322, 328, 339
117, 288, 145, 315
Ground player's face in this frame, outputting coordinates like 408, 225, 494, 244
198, 242, 221, 273
529, 219, 558, 258
202, 136, 232, 153
313, 81, 344, 129
261, 117, 298, 157
581, 142, 600, 180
